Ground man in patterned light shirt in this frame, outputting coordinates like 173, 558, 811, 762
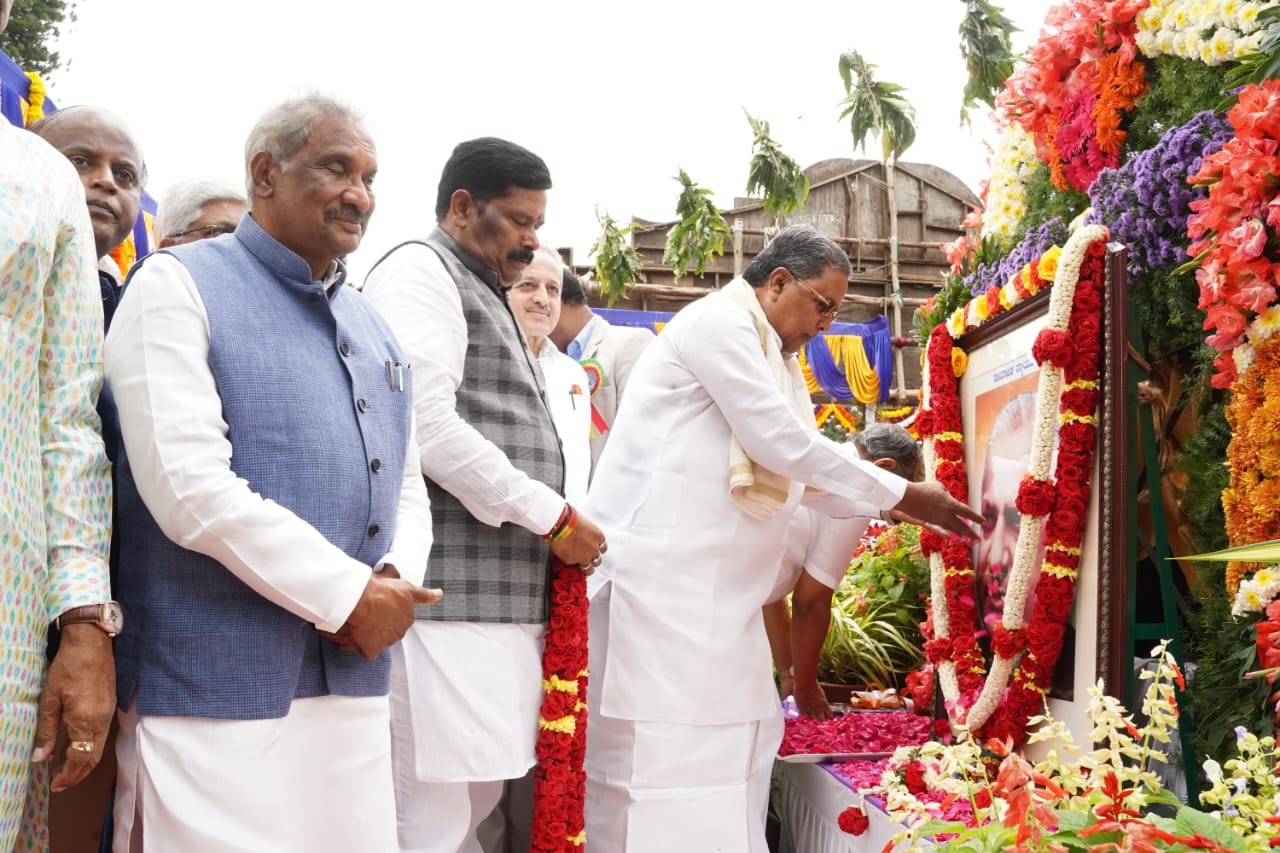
0, 0, 118, 846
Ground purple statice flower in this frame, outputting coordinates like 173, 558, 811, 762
963, 217, 1070, 296
1086, 111, 1232, 278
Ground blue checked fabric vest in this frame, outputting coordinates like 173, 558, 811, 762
373, 229, 563, 624
112, 216, 412, 719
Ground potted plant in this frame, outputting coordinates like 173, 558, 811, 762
817, 524, 930, 701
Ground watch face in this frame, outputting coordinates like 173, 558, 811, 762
103, 602, 124, 634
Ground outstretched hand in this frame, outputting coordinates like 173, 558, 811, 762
891, 481, 983, 540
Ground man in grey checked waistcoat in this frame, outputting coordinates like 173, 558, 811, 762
364, 137, 606, 853
104, 92, 439, 852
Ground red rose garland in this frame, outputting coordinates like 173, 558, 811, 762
919, 232, 1108, 746
530, 557, 589, 851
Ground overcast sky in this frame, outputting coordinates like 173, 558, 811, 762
44, 0, 1056, 281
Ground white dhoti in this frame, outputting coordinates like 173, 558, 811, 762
584, 580, 784, 853
584, 713, 783, 853
390, 620, 544, 853
112, 693, 397, 853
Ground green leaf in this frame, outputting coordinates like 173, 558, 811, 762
837, 50, 917, 162
1180, 537, 1280, 563
589, 208, 644, 307
744, 109, 810, 219
1174, 806, 1249, 851
661, 168, 730, 280
958, 0, 1018, 126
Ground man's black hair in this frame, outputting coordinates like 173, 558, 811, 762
434, 137, 552, 221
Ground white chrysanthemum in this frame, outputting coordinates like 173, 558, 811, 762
981, 125, 1038, 241
1137, 0, 1269, 61
1234, 341, 1256, 376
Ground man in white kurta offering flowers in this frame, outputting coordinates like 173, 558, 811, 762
582, 225, 982, 852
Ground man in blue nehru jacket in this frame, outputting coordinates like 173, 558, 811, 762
103, 92, 439, 852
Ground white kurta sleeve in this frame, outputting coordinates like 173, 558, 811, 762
362, 243, 564, 535
104, 254, 372, 633
677, 303, 907, 514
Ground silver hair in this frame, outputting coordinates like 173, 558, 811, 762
851, 422, 922, 481
155, 177, 248, 238
242, 91, 365, 198
742, 224, 852, 286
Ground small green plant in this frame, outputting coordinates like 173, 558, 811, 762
744, 110, 810, 228
662, 168, 730, 281
818, 524, 929, 687
957, 0, 1019, 126
589, 207, 643, 307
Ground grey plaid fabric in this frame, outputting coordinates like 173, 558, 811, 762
381, 229, 564, 623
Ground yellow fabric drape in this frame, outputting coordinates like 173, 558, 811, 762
796, 335, 881, 405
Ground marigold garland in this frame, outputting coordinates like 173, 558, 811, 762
530, 557, 589, 851
1223, 332, 1280, 596
919, 224, 1109, 746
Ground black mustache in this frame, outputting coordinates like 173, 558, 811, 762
508, 248, 535, 265
327, 206, 367, 225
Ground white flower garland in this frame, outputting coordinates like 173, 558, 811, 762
930, 223, 1107, 733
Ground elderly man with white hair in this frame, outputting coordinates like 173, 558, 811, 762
105, 91, 438, 852
155, 176, 249, 247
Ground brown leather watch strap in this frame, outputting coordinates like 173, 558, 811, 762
56, 603, 121, 637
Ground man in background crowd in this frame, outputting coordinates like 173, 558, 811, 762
364, 137, 605, 853
156, 176, 249, 247
30, 105, 145, 333
0, 0, 116, 846
550, 270, 654, 471
105, 92, 437, 852
508, 247, 591, 505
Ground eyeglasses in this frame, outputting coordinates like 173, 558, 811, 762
788, 271, 841, 320
169, 223, 237, 240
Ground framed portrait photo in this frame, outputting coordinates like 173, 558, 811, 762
921, 235, 1131, 747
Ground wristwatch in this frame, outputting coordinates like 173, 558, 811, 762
55, 602, 124, 638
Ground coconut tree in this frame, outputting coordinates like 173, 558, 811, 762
744, 109, 810, 232
838, 49, 918, 402
590, 207, 643, 307
662, 167, 731, 283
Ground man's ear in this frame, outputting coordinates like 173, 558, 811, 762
448, 189, 477, 227
874, 458, 896, 472
248, 151, 278, 199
